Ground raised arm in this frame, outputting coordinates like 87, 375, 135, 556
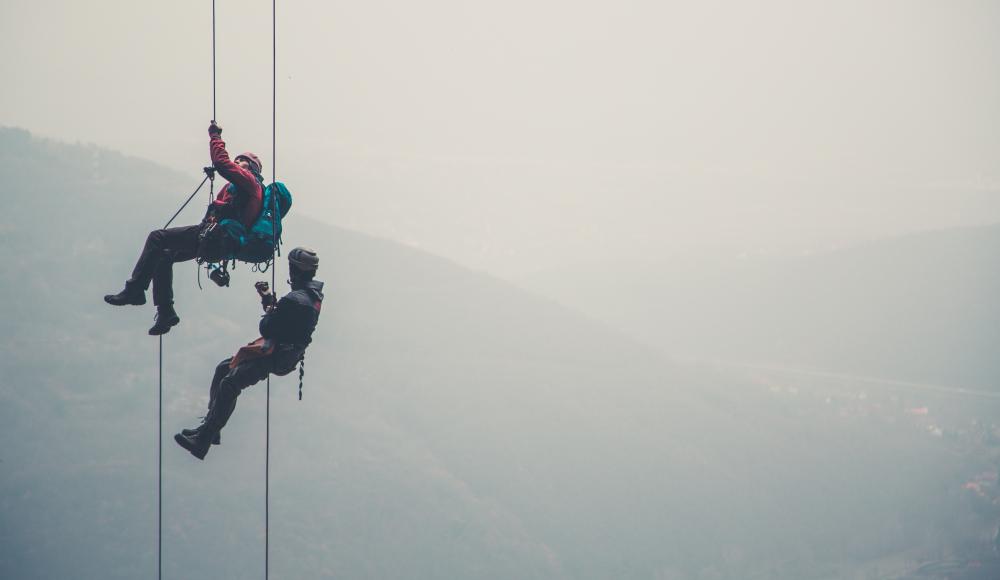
208, 121, 258, 193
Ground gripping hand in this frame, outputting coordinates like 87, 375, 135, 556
255, 281, 277, 311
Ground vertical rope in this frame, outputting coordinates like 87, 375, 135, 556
158, 336, 163, 580
212, 0, 217, 121
206, 0, 217, 276
158, 5, 217, 578
266, 0, 277, 578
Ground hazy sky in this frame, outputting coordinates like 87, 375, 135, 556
4, 0, 999, 275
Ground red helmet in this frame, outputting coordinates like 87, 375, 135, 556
235, 152, 262, 174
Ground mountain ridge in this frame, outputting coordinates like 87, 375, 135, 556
516, 222, 1000, 389
1, 128, 991, 580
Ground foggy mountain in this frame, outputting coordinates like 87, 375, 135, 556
516, 226, 1000, 390
1, 128, 997, 580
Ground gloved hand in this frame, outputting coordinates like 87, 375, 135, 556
255, 281, 277, 311
208, 120, 223, 137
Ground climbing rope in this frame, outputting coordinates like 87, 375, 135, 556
158, 336, 163, 580
266, 0, 277, 575
163, 170, 213, 230
200, 0, 218, 285
157, 3, 216, 580
156, 1, 282, 577
212, 0, 217, 121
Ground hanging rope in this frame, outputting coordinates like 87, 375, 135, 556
212, 0, 217, 121
203, 0, 218, 279
297, 355, 304, 400
158, 4, 216, 580
163, 172, 212, 229
157, 1, 280, 577
266, 0, 277, 577
158, 337, 163, 580
198, 166, 215, 290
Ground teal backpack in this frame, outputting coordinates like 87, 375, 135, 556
217, 182, 293, 264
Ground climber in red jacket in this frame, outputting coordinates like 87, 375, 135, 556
103, 121, 263, 335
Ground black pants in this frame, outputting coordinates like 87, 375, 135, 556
127, 224, 201, 307
203, 357, 272, 437
205, 348, 301, 436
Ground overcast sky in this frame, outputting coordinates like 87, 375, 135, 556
3, 0, 999, 275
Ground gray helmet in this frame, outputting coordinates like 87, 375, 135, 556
288, 247, 319, 272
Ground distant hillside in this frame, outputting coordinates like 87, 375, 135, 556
517, 226, 1000, 390
0, 128, 990, 580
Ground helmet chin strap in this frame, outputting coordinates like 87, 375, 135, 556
288, 263, 315, 290
288, 268, 309, 289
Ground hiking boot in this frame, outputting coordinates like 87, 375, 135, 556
174, 430, 213, 460
104, 283, 146, 306
180, 425, 220, 445
175, 384, 236, 460
148, 306, 180, 336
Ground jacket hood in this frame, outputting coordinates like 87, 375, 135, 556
303, 279, 324, 303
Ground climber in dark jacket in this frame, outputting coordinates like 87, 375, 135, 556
174, 247, 324, 460
103, 120, 264, 335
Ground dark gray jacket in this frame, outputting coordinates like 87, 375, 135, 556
259, 280, 324, 348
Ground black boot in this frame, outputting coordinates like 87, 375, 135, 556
179, 364, 228, 444
175, 384, 237, 460
174, 417, 222, 460
174, 429, 213, 460
104, 282, 146, 306
148, 305, 180, 335
180, 424, 221, 445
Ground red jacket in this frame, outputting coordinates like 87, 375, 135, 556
210, 135, 262, 228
